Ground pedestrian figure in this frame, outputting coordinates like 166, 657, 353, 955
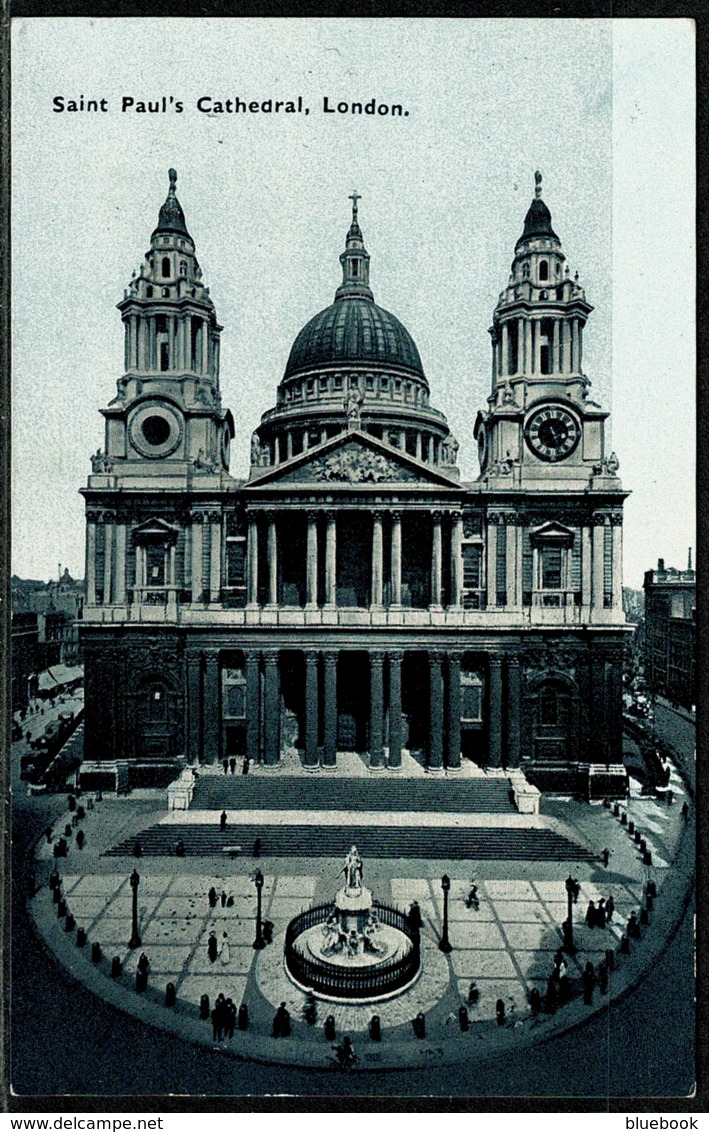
582, 961, 597, 1005
133, 839, 142, 858
208, 930, 218, 963
465, 883, 479, 910
407, 900, 423, 931
273, 1001, 291, 1038
252, 837, 261, 858
242, 757, 250, 776
545, 975, 559, 1014
495, 999, 506, 1027
219, 931, 230, 965
76, 830, 85, 850
212, 995, 224, 1040
596, 898, 607, 927
208, 886, 218, 909
333, 1036, 357, 1068
554, 950, 568, 978
226, 998, 236, 1038
601, 848, 610, 868
175, 839, 185, 858
598, 958, 609, 994
606, 895, 615, 923
226, 894, 234, 907
681, 801, 689, 822
45, 826, 53, 843
222, 758, 229, 775
303, 991, 318, 1025
628, 911, 641, 940
571, 877, 580, 903
220, 811, 227, 831
666, 789, 674, 806
559, 974, 572, 1004
220, 890, 227, 908
585, 900, 597, 928
229, 757, 236, 775
467, 980, 479, 1006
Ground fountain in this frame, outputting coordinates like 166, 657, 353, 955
284, 846, 422, 1003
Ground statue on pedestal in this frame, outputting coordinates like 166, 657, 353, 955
340, 845, 363, 892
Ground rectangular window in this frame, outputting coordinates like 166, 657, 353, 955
226, 540, 245, 587
463, 544, 482, 590
570, 529, 581, 588
541, 545, 562, 589
146, 544, 165, 585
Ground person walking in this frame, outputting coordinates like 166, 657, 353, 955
219, 931, 230, 966
242, 757, 250, 776
582, 961, 597, 1005
601, 848, 610, 868
208, 886, 218, 909
220, 811, 227, 832
226, 998, 236, 1038
605, 895, 615, 923
596, 897, 607, 927
220, 890, 227, 908
222, 758, 229, 775
585, 900, 597, 928
229, 757, 236, 775
208, 930, 218, 963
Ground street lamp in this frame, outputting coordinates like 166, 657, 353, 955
563, 875, 578, 955
128, 869, 142, 949
439, 874, 452, 953
252, 868, 266, 950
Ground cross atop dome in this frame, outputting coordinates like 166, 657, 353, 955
349, 190, 361, 220
535, 169, 542, 199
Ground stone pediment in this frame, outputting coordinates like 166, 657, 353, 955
530, 520, 575, 544
132, 517, 181, 541
247, 431, 462, 489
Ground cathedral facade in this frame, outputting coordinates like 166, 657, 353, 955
79, 170, 630, 795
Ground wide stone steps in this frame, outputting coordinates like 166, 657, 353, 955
105, 823, 594, 861
189, 775, 515, 814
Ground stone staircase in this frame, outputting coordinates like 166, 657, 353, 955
189, 774, 515, 814
105, 823, 595, 861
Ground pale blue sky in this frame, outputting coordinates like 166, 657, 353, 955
11, 18, 694, 588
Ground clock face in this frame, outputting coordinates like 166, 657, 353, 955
524, 405, 580, 462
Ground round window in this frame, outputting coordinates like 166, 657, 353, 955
142, 415, 171, 446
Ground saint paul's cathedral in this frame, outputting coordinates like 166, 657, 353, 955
79, 170, 630, 797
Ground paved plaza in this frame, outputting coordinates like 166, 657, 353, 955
29, 755, 693, 1069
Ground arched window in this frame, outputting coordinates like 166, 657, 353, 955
540, 685, 558, 725
539, 260, 549, 281
179, 261, 187, 276
146, 286, 153, 298
161, 257, 170, 278
352, 258, 359, 277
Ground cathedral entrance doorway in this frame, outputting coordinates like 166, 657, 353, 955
402, 653, 429, 762
337, 651, 369, 752
279, 650, 305, 755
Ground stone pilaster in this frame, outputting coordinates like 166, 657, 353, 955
306, 512, 318, 608
203, 652, 220, 764
369, 654, 385, 770
431, 512, 443, 608
428, 651, 444, 772
268, 518, 278, 605
186, 654, 202, 764
245, 652, 260, 764
247, 514, 259, 607
488, 655, 503, 768
322, 652, 338, 767
371, 512, 384, 607
506, 655, 521, 768
446, 651, 462, 770
325, 512, 337, 607
390, 512, 402, 607
388, 651, 403, 769
263, 652, 281, 766
304, 650, 319, 767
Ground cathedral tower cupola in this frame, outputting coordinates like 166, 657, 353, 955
489, 171, 593, 393
335, 191, 373, 302
117, 168, 223, 388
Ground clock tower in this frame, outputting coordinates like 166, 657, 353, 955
474, 171, 615, 488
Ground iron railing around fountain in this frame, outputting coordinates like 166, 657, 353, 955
284, 900, 421, 1000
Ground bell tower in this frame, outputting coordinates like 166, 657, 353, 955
474, 172, 615, 488
97, 169, 234, 480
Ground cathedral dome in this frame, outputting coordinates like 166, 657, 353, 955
284, 296, 425, 380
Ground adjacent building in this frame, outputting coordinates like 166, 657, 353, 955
79, 170, 631, 793
643, 556, 696, 710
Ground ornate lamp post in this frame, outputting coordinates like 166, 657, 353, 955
128, 869, 142, 949
252, 868, 266, 950
439, 873, 452, 953
563, 875, 578, 955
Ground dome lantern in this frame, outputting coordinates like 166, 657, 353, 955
335, 191, 373, 303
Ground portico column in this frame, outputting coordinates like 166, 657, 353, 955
451, 511, 464, 608
525, 320, 533, 376
246, 514, 259, 607
102, 516, 114, 604
191, 515, 204, 603
592, 514, 606, 610
431, 512, 443, 608
209, 512, 221, 603
581, 524, 592, 608
388, 651, 403, 769
486, 514, 498, 608
428, 652, 444, 772
322, 652, 338, 767
287, 431, 294, 460
86, 516, 97, 605
371, 512, 384, 607
304, 651, 319, 768
415, 432, 423, 461
562, 319, 572, 373
186, 654, 202, 763
267, 518, 278, 605
506, 656, 521, 768
203, 652, 220, 764
114, 522, 126, 604
325, 512, 337, 607
533, 319, 541, 375
369, 654, 385, 770
571, 318, 580, 373
200, 320, 208, 375
390, 512, 402, 607
426, 435, 434, 462
505, 516, 517, 608
552, 318, 560, 375
446, 652, 462, 770
306, 512, 319, 608
130, 314, 139, 369
168, 316, 177, 370
488, 656, 503, 768
501, 322, 509, 376
611, 514, 624, 611
245, 652, 260, 764
263, 652, 281, 766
